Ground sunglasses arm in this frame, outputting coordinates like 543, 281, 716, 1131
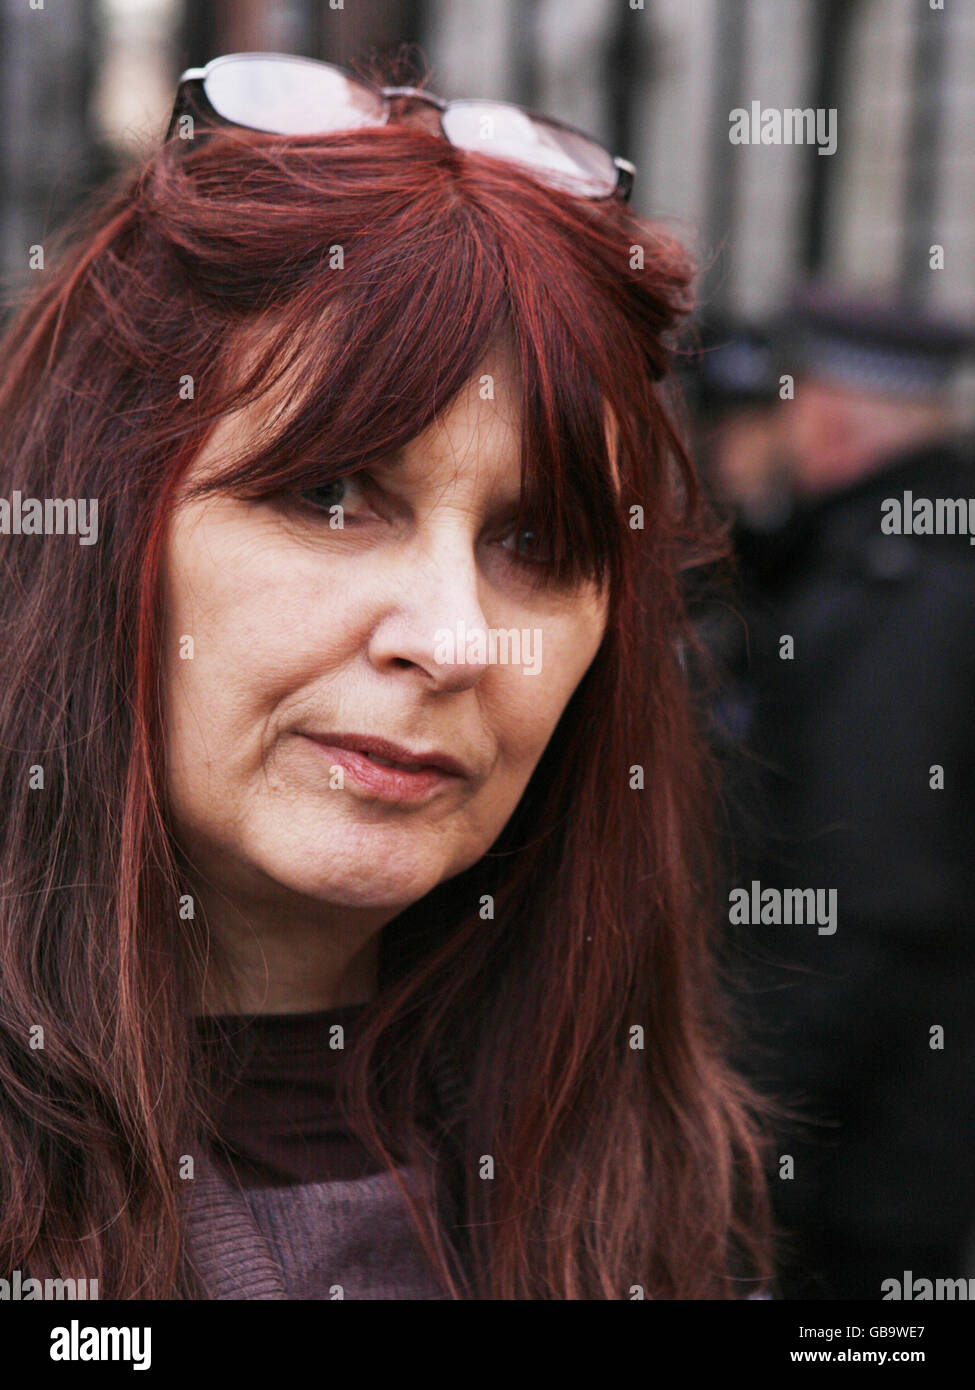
614, 158, 636, 202
165, 70, 209, 141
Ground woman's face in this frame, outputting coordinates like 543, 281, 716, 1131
161, 341, 610, 924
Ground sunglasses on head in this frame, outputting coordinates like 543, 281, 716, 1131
166, 52, 636, 203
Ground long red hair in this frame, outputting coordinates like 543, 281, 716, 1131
0, 58, 774, 1298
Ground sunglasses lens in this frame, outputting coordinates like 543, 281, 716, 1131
441, 101, 617, 196
203, 55, 384, 135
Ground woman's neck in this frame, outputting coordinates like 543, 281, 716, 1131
191, 887, 391, 1015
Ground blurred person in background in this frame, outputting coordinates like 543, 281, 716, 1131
689, 316, 789, 534
709, 283, 975, 1299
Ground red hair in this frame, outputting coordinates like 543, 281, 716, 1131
0, 65, 774, 1298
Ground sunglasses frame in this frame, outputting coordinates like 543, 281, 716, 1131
165, 52, 636, 203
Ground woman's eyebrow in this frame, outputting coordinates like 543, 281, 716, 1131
372, 447, 405, 470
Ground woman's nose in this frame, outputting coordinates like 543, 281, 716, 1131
365, 533, 493, 688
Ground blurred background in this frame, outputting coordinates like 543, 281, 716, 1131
4, 0, 975, 1303
3, 0, 975, 319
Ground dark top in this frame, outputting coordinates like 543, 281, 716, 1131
194, 1002, 424, 1190
187, 1003, 462, 1299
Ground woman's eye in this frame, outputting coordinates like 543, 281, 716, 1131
500, 526, 552, 566
297, 476, 365, 517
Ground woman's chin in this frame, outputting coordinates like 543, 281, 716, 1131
255, 843, 443, 913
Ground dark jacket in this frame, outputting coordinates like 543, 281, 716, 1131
712, 431, 975, 1299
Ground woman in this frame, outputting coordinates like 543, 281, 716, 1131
0, 51, 774, 1299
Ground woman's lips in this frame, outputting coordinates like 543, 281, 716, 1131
302, 737, 461, 803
